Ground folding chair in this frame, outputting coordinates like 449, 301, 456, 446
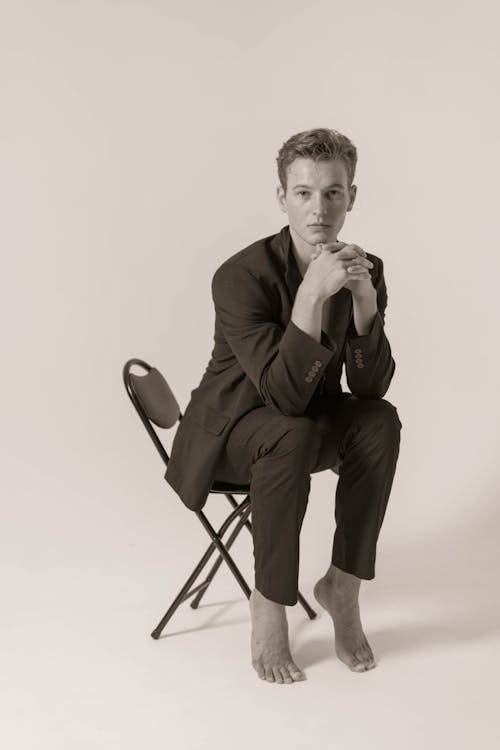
122, 357, 318, 639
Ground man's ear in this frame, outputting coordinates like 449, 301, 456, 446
276, 184, 287, 213
347, 184, 357, 212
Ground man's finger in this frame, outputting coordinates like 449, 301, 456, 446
322, 241, 346, 253
343, 243, 366, 257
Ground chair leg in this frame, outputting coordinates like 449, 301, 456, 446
151, 497, 315, 639
151, 540, 219, 639
191, 503, 252, 609
224, 494, 317, 620
297, 591, 317, 619
151, 500, 252, 639
196, 510, 252, 601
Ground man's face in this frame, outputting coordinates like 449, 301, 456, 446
276, 157, 356, 246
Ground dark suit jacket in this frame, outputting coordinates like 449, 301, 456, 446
165, 225, 396, 511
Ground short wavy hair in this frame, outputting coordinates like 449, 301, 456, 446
276, 128, 358, 192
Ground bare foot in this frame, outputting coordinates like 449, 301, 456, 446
249, 588, 306, 684
313, 566, 377, 673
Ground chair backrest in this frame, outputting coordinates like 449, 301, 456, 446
122, 358, 182, 467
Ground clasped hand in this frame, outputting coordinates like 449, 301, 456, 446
309, 241, 375, 298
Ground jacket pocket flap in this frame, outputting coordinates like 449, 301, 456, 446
193, 404, 230, 436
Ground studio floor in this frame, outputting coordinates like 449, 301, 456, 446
3, 467, 500, 750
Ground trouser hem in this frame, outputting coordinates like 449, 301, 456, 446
254, 582, 298, 606
331, 555, 375, 581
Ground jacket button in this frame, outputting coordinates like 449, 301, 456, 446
311, 364, 320, 372
314, 360, 322, 367
354, 348, 362, 355
306, 375, 313, 383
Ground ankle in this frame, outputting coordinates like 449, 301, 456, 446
252, 588, 286, 611
320, 568, 361, 596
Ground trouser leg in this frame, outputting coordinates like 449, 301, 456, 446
308, 395, 402, 580
249, 418, 322, 604
213, 396, 402, 605
213, 408, 321, 605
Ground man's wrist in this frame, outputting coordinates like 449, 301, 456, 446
351, 284, 378, 336
351, 283, 376, 303
297, 281, 328, 307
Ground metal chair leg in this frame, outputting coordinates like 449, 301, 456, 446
297, 591, 317, 619
196, 510, 251, 600
151, 539, 218, 639
191, 502, 252, 609
151, 499, 252, 639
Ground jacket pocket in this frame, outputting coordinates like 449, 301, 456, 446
192, 403, 230, 436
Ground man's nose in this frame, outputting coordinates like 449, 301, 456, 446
312, 195, 327, 215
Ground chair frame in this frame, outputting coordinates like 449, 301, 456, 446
122, 357, 317, 639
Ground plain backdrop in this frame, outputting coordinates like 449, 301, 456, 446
1, 1, 499, 748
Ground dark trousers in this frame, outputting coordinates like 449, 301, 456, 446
213, 393, 402, 606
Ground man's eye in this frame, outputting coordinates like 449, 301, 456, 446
298, 191, 309, 197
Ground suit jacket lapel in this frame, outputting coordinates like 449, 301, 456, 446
277, 226, 303, 306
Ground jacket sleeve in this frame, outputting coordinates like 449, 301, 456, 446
212, 262, 336, 416
344, 256, 396, 398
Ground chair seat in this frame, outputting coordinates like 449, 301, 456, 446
210, 479, 251, 494
211, 468, 339, 494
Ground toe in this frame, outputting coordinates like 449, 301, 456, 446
366, 648, 376, 664
350, 654, 367, 672
252, 660, 266, 680
273, 666, 284, 684
364, 650, 378, 669
264, 667, 275, 683
287, 661, 305, 681
359, 644, 376, 670
352, 651, 377, 672
349, 661, 365, 672
351, 661, 367, 672
279, 666, 293, 684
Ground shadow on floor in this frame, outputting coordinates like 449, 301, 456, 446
295, 492, 500, 666
156, 598, 248, 638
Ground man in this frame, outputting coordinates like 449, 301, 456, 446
165, 128, 402, 684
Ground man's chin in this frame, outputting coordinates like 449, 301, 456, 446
289, 223, 336, 248
308, 227, 335, 244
